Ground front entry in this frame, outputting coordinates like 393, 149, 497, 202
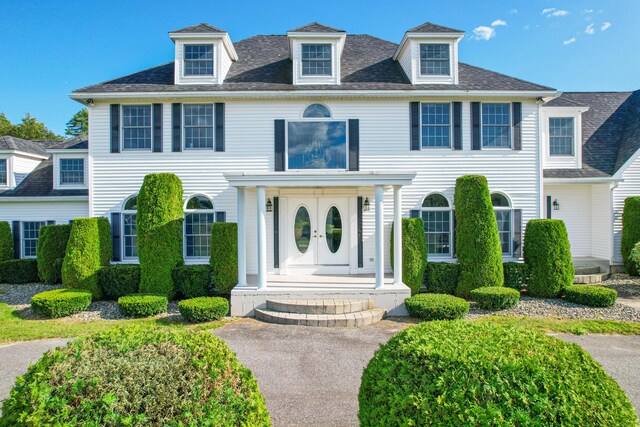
287, 197, 349, 273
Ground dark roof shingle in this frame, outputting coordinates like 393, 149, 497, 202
170, 23, 225, 34
288, 22, 345, 33
407, 22, 464, 33
0, 158, 88, 198
0, 136, 50, 157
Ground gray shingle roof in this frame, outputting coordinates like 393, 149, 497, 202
288, 22, 345, 33
407, 22, 464, 34
0, 136, 50, 157
73, 34, 553, 94
170, 23, 225, 34
543, 97, 587, 107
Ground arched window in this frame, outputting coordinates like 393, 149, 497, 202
421, 193, 452, 256
122, 195, 138, 260
303, 104, 331, 118
184, 195, 215, 258
491, 193, 512, 255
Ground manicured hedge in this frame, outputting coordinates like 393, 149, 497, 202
173, 264, 211, 298
118, 294, 168, 317
358, 321, 636, 427
178, 297, 229, 323
470, 286, 520, 311
404, 294, 469, 320
97, 216, 112, 266
423, 262, 460, 294
210, 222, 238, 294
630, 242, 640, 276
36, 224, 71, 285
0, 259, 39, 284
523, 219, 574, 298
621, 196, 640, 275
454, 175, 503, 298
503, 261, 530, 291
0, 221, 12, 262
30, 288, 92, 319
61, 218, 110, 299
391, 218, 427, 295
0, 327, 271, 426
565, 285, 617, 308
99, 264, 140, 300
137, 173, 184, 299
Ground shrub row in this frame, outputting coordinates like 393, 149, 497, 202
470, 286, 520, 310
211, 222, 238, 294
503, 262, 530, 291
622, 196, 640, 275
178, 297, 229, 322
565, 285, 617, 308
425, 262, 529, 294
99, 264, 140, 299
36, 224, 71, 285
173, 264, 211, 298
391, 218, 427, 295
31, 289, 92, 318
0, 221, 12, 262
404, 294, 469, 320
118, 294, 168, 317
0, 259, 39, 284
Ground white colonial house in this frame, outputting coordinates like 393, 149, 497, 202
1, 22, 639, 317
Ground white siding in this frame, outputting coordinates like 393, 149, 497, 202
544, 184, 592, 257
0, 200, 88, 225
12, 155, 42, 175
591, 184, 613, 260
613, 155, 640, 264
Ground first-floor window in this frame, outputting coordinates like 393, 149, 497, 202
421, 193, 452, 256
122, 195, 138, 260
0, 159, 7, 185
23, 221, 46, 258
184, 195, 215, 258
491, 193, 512, 255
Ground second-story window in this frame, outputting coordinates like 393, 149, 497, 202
184, 104, 214, 150
302, 44, 332, 76
420, 44, 450, 76
184, 44, 214, 76
549, 117, 574, 156
122, 105, 152, 151
482, 103, 511, 148
421, 103, 451, 148
0, 159, 6, 185
60, 159, 84, 185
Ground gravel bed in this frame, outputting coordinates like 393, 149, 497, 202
600, 274, 640, 298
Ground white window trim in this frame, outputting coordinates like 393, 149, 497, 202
183, 194, 216, 260
121, 104, 153, 152
0, 157, 9, 188
182, 44, 215, 78
548, 116, 577, 157
491, 192, 513, 256
121, 194, 138, 262
300, 43, 334, 78
420, 193, 454, 259
541, 108, 584, 170
419, 102, 454, 150
22, 221, 46, 259
182, 103, 215, 151
58, 157, 87, 188
480, 102, 513, 150
418, 43, 452, 77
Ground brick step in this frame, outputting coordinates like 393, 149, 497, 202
255, 308, 386, 327
266, 299, 375, 315
574, 266, 601, 275
574, 273, 610, 284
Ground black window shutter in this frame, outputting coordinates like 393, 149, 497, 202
152, 103, 163, 153
453, 102, 462, 150
172, 103, 182, 152
357, 197, 363, 268
513, 209, 522, 258
47, 220, 55, 225
410, 102, 420, 150
512, 102, 522, 150
471, 102, 481, 150
215, 103, 225, 152
410, 209, 420, 218
274, 120, 285, 171
111, 212, 122, 262
348, 119, 359, 171
546, 196, 552, 219
273, 197, 279, 269
452, 209, 456, 257
110, 104, 120, 153
12, 221, 20, 259
215, 212, 226, 223
68, 219, 74, 224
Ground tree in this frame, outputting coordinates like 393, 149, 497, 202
65, 108, 88, 136
0, 112, 62, 140
0, 113, 12, 136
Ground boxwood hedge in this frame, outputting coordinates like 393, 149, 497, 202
31, 288, 92, 318
359, 321, 636, 426
36, 224, 71, 285
565, 285, 617, 308
137, 173, 184, 299
523, 219, 574, 298
404, 294, 469, 320
0, 221, 12, 262
210, 222, 238, 294
423, 262, 460, 295
0, 327, 271, 426
470, 286, 520, 310
99, 264, 140, 300
454, 175, 503, 298
178, 296, 229, 323
621, 196, 640, 275
0, 259, 39, 284
118, 294, 168, 317
173, 264, 211, 298
503, 261, 530, 291
390, 218, 427, 295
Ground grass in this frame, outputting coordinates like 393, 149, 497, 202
473, 316, 640, 335
0, 302, 228, 344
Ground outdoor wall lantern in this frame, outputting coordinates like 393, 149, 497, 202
553, 199, 560, 211
363, 197, 370, 212
266, 198, 273, 212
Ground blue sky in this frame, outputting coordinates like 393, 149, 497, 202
1, 0, 638, 135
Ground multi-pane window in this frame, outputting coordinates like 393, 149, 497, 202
185, 195, 214, 258
549, 117, 574, 156
420, 44, 450, 76
184, 104, 214, 149
482, 103, 511, 148
288, 121, 347, 169
122, 106, 152, 151
60, 159, 84, 185
491, 193, 512, 255
301, 44, 332, 76
421, 194, 452, 256
22, 221, 46, 258
421, 103, 451, 148
0, 159, 6, 185
122, 196, 137, 260
184, 44, 214, 76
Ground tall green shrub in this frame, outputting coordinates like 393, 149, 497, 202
137, 173, 184, 299
621, 196, 640, 275
391, 218, 427, 295
97, 217, 112, 266
454, 175, 504, 298
61, 218, 109, 299
0, 221, 12, 262
37, 224, 72, 284
210, 223, 238, 294
523, 219, 574, 298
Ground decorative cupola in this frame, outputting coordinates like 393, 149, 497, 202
287, 22, 347, 85
169, 23, 238, 85
393, 22, 464, 85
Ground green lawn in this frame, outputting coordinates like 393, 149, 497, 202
473, 316, 640, 335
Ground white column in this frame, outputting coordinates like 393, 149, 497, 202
236, 187, 247, 287
375, 185, 384, 289
393, 185, 403, 285
256, 186, 267, 290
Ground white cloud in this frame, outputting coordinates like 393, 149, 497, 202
551, 9, 569, 16
584, 8, 594, 14
601, 21, 612, 31
510, 8, 518, 14
543, 8, 570, 17
523, 24, 531, 31
491, 19, 507, 27
563, 37, 577, 45
585, 23, 595, 35
473, 26, 496, 41
542, 7, 556, 15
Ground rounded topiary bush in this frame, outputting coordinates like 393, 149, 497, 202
565, 285, 617, 308
523, 219, 574, 298
0, 221, 13, 262
36, 224, 71, 285
391, 218, 427, 295
404, 294, 469, 320
621, 196, 640, 275
470, 286, 520, 310
0, 327, 271, 426
31, 289, 92, 318
118, 294, 168, 317
178, 296, 229, 323
359, 321, 636, 427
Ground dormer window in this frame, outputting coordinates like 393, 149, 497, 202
184, 45, 214, 76
60, 159, 85, 185
302, 44, 332, 76
549, 117, 574, 156
0, 159, 6, 185
420, 44, 450, 76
